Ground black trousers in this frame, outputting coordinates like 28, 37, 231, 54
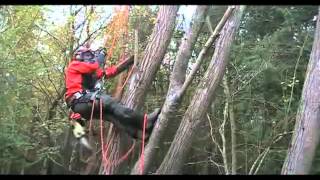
70, 93, 148, 138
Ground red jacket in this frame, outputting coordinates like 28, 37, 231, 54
65, 58, 117, 99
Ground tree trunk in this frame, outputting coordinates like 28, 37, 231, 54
100, 6, 179, 174
221, 90, 230, 174
155, 6, 246, 174
281, 7, 320, 175
222, 73, 237, 174
130, 5, 209, 174
61, 127, 74, 174
121, 6, 179, 110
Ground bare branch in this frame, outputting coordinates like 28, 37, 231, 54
180, 6, 235, 94
207, 114, 223, 155
35, 24, 65, 49
249, 131, 293, 174
284, 34, 309, 131
253, 148, 270, 174
206, 15, 214, 34
219, 97, 229, 174
36, 50, 60, 96
134, 29, 139, 67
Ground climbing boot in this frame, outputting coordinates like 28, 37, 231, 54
145, 108, 161, 133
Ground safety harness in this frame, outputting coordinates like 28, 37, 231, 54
68, 73, 147, 174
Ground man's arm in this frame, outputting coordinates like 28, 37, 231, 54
69, 60, 100, 74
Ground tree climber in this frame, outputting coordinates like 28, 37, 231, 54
64, 46, 160, 141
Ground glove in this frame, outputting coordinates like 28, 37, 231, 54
72, 121, 86, 138
96, 68, 104, 78
105, 66, 118, 78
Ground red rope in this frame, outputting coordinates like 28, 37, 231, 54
140, 114, 148, 174
98, 6, 145, 174
103, 128, 136, 166
107, 140, 136, 166
104, 128, 115, 174
120, 65, 134, 92
100, 98, 108, 174
97, 96, 148, 175
98, 96, 137, 174
89, 99, 96, 131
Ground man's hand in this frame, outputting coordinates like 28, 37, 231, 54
105, 66, 117, 77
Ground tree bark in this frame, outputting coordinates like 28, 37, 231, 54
130, 5, 209, 174
155, 6, 246, 174
281, 7, 320, 175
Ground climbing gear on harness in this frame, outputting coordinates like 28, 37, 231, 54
69, 113, 93, 150
140, 114, 148, 174
79, 136, 93, 150
72, 120, 86, 138
65, 92, 84, 108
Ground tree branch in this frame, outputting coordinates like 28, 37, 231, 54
180, 6, 235, 94
207, 114, 223, 156
220, 96, 229, 174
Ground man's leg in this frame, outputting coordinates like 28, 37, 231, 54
98, 94, 160, 133
108, 115, 150, 141
71, 94, 93, 120
71, 93, 159, 138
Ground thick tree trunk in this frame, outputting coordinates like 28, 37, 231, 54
281, 7, 320, 175
100, 6, 179, 174
130, 5, 209, 174
121, 6, 179, 110
155, 6, 246, 174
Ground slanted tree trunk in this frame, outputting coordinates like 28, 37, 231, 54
155, 6, 246, 174
130, 5, 209, 174
100, 6, 179, 174
122, 6, 179, 109
281, 7, 320, 175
